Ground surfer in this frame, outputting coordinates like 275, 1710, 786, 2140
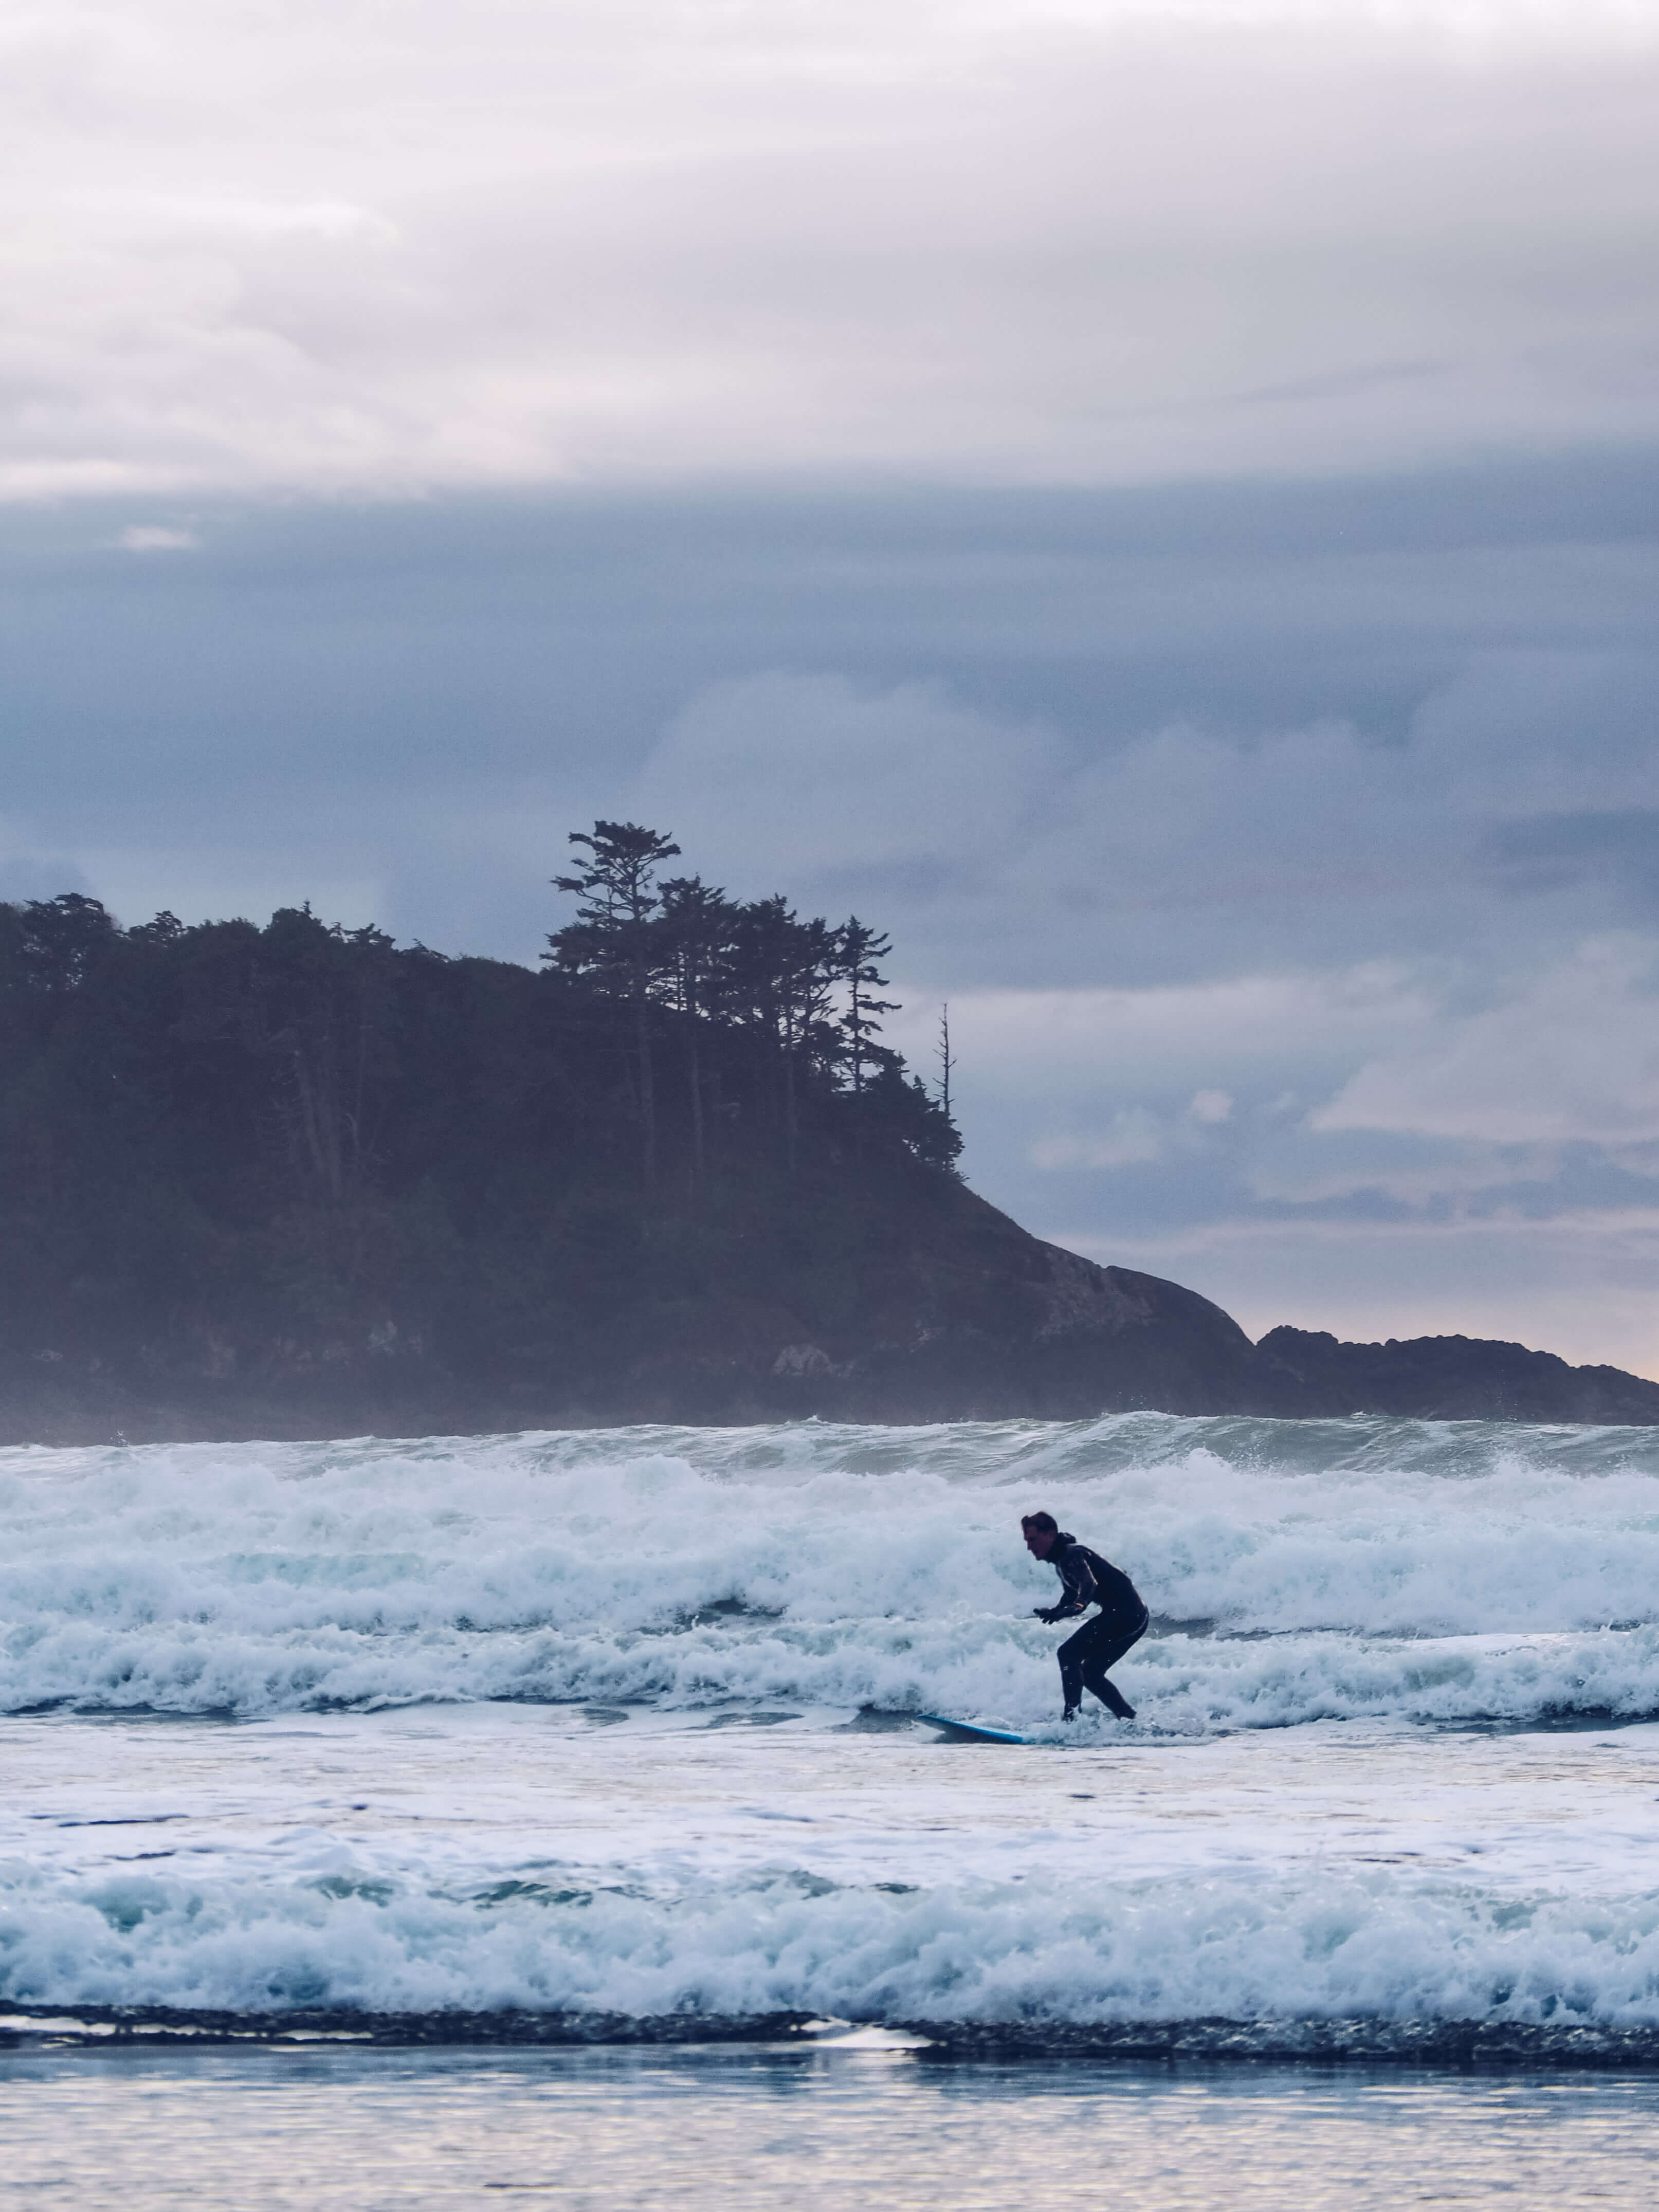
1022, 1510, 1148, 1723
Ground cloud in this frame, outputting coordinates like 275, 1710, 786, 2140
0, 842, 94, 904
128, 197, 398, 246
884, 963, 1437, 1232
1311, 938, 1659, 1151
642, 642, 1659, 991
1030, 1090, 1233, 1167
1032, 1111, 1166, 1170
1481, 808, 1659, 915
891, 967, 1433, 1087
631, 671, 1065, 902
1022, 652, 1658, 973
112, 524, 198, 552
4, 2, 1657, 498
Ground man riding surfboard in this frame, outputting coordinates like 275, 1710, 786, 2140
1022, 1510, 1148, 1723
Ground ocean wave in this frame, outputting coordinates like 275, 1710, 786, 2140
6, 1418, 1659, 1722
6, 1617, 1659, 1731
7, 1856, 1659, 2035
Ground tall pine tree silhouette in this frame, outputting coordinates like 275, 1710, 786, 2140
548, 821, 681, 1186
836, 918, 897, 1103
658, 874, 734, 1186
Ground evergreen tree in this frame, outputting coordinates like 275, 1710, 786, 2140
658, 875, 735, 1185
548, 822, 681, 1186
835, 918, 897, 1102
5, 893, 120, 997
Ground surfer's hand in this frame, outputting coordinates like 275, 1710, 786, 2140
1033, 1605, 1059, 1623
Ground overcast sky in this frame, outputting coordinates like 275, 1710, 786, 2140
5, 0, 1659, 1371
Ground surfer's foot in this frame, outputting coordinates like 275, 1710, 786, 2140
1062, 1706, 1079, 1723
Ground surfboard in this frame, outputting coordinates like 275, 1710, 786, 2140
916, 1713, 1027, 1744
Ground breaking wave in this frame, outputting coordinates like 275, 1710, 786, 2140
8, 1858, 1659, 2039
9, 1415, 1659, 2046
5, 1414, 1659, 1728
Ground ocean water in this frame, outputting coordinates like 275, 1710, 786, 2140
6, 1413, 1659, 2203
7, 2047, 1659, 2210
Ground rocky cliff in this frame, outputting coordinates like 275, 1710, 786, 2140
5, 1168, 1654, 1440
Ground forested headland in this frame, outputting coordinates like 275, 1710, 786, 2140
0, 825, 1001, 1435
6, 825, 1656, 1440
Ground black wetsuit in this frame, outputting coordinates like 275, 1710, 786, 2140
1041, 1532, 1148, 1719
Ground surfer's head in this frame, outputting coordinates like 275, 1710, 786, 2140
1021, 1510, 1059, 1558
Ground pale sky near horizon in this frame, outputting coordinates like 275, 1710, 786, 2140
5, 1, 1659, 1372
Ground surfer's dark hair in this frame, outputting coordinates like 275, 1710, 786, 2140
1021, 1510, 1058, 1535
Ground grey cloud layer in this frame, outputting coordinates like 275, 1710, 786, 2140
6, 2, 1657, 495
636, 638, 1657, 989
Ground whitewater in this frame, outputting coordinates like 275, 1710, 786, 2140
6, 1412, 1659, 2053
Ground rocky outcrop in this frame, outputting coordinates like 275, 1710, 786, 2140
543, 1182, 1263, 1425
1245, 1326, 1659, 1425
2, 1174, 1654, 1439
0, 1178, 1261, 1438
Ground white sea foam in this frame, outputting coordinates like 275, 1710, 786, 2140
4, 1417, 1659, 1726
5, 1618, 1659, 2037
8, 1854, 1659, 2033
16, 1415, 1659, 2040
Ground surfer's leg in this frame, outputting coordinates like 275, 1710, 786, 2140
1056, 1623, 1089, 1718
1076, 1606, 1147, 1719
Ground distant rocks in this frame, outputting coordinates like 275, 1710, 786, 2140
743, 1203, 1659, 1428
1246, 1325, 1659, 1426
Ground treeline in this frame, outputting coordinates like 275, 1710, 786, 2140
548, 821, 955, 1182
0, 829, 959, 1387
